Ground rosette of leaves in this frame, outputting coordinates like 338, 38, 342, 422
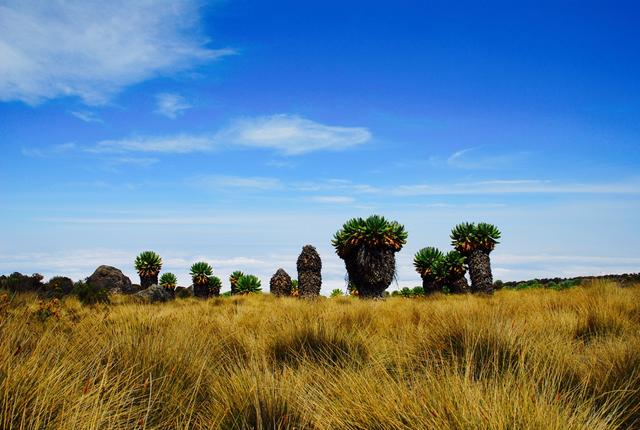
332, 215, 407, 298
290, 279, 299, 297
450, 222, 500, 294
439, 251, 469, 294
208, 275, 222, 297
190, 262, 213, 298
236, 275, 262, 295
159, 272, 177, 295
229, 271, 244, 295
134, 251, 162, 289
413, 247, 444, 295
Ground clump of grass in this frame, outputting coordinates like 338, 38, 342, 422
269, 324, 368, 368
0, 280, 638, 429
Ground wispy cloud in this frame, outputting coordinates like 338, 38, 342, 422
309, 196, 355, 204
91, 134, 216, 154
391, 179, 640, 195
0, 1, 234, 105
69, 110, 103, 123
86, 114, 372, 155
21, 142, 76, 158
446, 147, 530, 169
218, 114, 371, 155
188, 175, 283, 191
155, 93, 192, 119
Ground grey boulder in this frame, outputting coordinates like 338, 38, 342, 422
134, 284, 173, 303
87, 265, 133, 294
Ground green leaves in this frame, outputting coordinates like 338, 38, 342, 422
451, 222, 501, 254
190, 261, 213, 286
236, 275, 262, 294
332, 215, 407, 258
208, 276, 222, 294
159, 272, 177, 289
134, 251, 162, 277
413, 247, 444, 277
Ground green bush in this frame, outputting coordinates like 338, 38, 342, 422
330, 289, 344, 298
72, 281, 109, 305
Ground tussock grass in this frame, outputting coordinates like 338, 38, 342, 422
1, 281, 640, 429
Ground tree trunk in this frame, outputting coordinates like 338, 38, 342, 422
448, 275, 469, 294
468, 250, 493, 294
193, 283, 209, 298
422, 277, 438, 295
141, 275, 158, 289
345, 246, 396, 298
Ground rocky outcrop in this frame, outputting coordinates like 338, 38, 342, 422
87, 265, 133, 294
134, 284, 172, 303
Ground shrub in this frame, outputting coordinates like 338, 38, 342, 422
330, 289, 344, 298
41, 276, 74, 299
72, 281, 110, 305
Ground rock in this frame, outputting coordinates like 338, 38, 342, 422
131, 284, 143, 293
270, 268, 292, 297
87, 265, 133, 294
134, 284, 172, 303
175, 286, 193, 298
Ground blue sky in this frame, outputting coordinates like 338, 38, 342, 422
1, 0, 639, 292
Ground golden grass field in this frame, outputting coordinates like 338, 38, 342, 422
1, 281, 639, 429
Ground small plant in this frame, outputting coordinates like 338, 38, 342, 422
190, 262, 213, 298
347, 282, 359, 297
330, 289, 344, 298
208, 276, 222, 297
72, 281, 109, 305
290, 279, 299, 297
134, 251, 163, 289
33, 298, 62, 321
236, 275, 262, 295
229, 270, 244, 295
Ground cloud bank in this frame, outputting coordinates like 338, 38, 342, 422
0, 0, 232, 104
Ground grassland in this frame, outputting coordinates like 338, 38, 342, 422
1, 281, 639, 429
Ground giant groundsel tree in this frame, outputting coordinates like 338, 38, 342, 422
333, 215, 407, 298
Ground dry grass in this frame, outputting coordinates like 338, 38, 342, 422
1, 281, 639, 429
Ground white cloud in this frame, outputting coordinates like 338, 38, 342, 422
0, 1, 234, 105
218, 114, 371, 155
21, 142, 76, 158
391, 179, 640, 196
447, 147, 530, 169
85, 114, 371, 155
188, 175, 282, 191
309, 196, 355, 204
70, 110, 103, 123
155, 93, 192, 119
91, 134, 216, 154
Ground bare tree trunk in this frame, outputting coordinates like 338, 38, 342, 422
468, 250, 493, 294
